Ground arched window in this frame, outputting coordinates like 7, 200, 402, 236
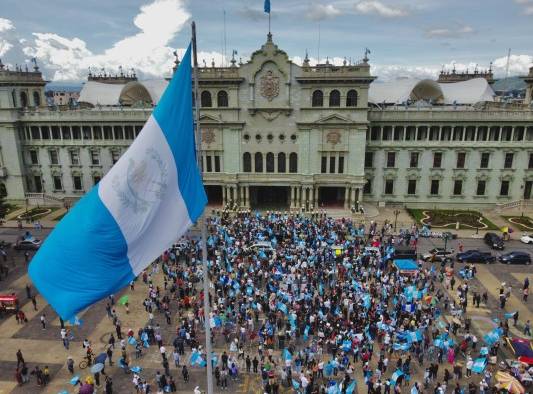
254, 152, 263, 173
217, 91, 228, 107
243, 152, 251, 172
266, 152, 274, 173
289, 153, 298, 173
312, 90, 323, 107
329, 90, 340, 107
346, 89, 358, 107
277, 152, 286, 173
33, 91, 41, 107
201, 91, 212, 107
20, 91, 28, 107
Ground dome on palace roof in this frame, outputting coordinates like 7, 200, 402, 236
78, 79, 169, 107
368, 77, 494, 105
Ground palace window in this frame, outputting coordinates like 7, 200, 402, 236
480, 153, 490, 169
254, 152, 263, 172
90, 150, 100, 166
41, 126, 50, 139
529, 153, 533, 169
124, 126, 134, 140
266, 152, 275, 173
62, 126, 71, 140
429, 126, 439, 141
338, 156, 344, 174
453, 127, 463, 141
201, 91, 212, 107
384, 180, 394, 195
31, 126, 40, 140
312, 90, 323, 107
364, 152, 374, 168
49, 150, 59, 165
33, 91, 41, 107
20, 91, 28, 107
430, 180, 439, 195
73, 175, 83, 191
329, 90, 340, 107
51, 126, 61, 139
456, 152, 466, 169
329, 156, 336, 174
29, 150, 39, 165
407, 180, 417, 195
417, 126, 427, 140
214, 155, 221, 172
70, 150, 80, 165
504, 153, 514, 169
93, 126, 102, 140
409, 152, 419, 168
477, 127, 487, 141
206, 155, 212, 172
346, 90, 358, 107
243, 152, 251, 172
113, 126, 124, 140
321, 157, 327, 173
104, 126, 113, 140
53, 175, 63, 191
363, 180, 372, 194
476, 180, 486, 196
386, 152, 396, 168
453, 180, 463, 195
433, 152, 442, 168
217, 91, 228, 107
82, 126, 92, 140
289, 153, 298, 173
111, 150, 121, 165
72, 126, 81, 139
500, 180, 510, 196
278, 153, 286, 173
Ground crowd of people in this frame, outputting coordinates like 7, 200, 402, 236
7, 210, 532, 393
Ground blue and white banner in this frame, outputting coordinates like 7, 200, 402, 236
29, 45, 206, 320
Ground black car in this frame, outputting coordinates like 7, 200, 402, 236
498, 251, 531, 265
456, 250, 495, 264
484, 232, 504, 250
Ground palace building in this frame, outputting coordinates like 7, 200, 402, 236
1, 35, 533, 210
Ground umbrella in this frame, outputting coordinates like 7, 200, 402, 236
118, 295, 129, 305
94, 353, 107, 364
90, 363, 104, 374
501, 226, 509, 233
69, 375, 80, 385
131, 366, 142, 373
495, 371, 525, 394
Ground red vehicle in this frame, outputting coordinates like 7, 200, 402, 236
0, 294, 19, 312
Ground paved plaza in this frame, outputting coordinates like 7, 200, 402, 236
0, 211, 532, 394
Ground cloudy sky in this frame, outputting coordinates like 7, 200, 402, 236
0, 0, 532, 82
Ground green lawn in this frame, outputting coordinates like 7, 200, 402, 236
407, 208, 499, 230
502, 215, 533, 231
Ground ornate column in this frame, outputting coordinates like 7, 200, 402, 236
245, 186, 250, 208
344, 187, 350, 209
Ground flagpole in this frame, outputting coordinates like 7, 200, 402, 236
191, 21, 214, 394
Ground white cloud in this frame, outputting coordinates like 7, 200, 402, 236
0, 18, 14, 33
22, 0, 191, 81
305, 4, 341, 21
492, 54, 533, 76
354, 1, 409, 18
514, 0, 533, 14
426, 25, 474, 38
0, 39, 13, 57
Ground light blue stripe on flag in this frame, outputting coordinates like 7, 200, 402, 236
29, 45, 206, 320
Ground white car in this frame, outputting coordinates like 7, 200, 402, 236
520, 234, 533, 244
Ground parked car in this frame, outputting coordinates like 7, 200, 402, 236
456, 250, 495, 264
498, 251, 531, 265
484, 232, 504, 250
520, 234, 533, 244
422, 248, 455, 262
13, 239, 41, 250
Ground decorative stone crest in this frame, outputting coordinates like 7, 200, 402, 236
260, 70, 280, 101
201, 128, 215, 144
326, 130, 341, 145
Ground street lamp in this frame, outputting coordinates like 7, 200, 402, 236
393, 209, 401, 233
443, 232, 450, 252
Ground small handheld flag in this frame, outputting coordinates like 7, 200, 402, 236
29, 44, 207, 320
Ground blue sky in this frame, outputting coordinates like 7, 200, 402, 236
0, 0, 531, 81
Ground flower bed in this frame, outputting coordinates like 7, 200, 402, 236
407, 208, 498, 230
502, 215, 533, 231
17, 207, 57, 221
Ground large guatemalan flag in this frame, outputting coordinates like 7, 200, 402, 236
29, 45, 207, 320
